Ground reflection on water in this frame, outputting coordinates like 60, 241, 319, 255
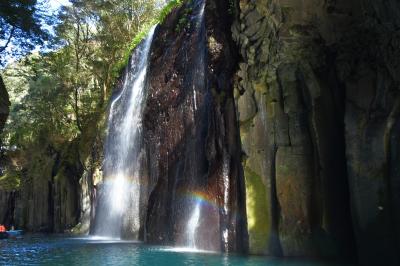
0, 236, 354, 266
163, 246, 217, 254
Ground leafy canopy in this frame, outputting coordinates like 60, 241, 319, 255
0, 0, 55, 66
0, 0, 185, 190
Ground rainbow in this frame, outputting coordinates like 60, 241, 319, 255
182, 190, 220, 210
102, 176, 239, 215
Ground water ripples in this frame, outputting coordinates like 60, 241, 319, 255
0, 236, 353, 266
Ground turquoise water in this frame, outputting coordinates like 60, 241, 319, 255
0, 236, 351, 266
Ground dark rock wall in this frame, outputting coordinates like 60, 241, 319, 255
143, 0, 247, 252
0, 191, 18, 227
343, 1, 400, 264
0, 74, 12, 227
234, 0, 400, 264
16, 141, 83, 232
0, 75, 10, 134
16, 117, 105, 234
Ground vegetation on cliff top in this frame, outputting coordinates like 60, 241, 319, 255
115, 0, 184, 74
0, 0, 179, 191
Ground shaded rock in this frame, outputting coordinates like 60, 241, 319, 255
0, 191, 18, 227
0, 75, 10, 134
238, 89, 257, 122
143, 0, 247, 253
276, 146, 314, 256
235, 0, 356, 260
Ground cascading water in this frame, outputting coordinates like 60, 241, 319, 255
93, 26, 156, 239
222, 151, 230, 250
183, 0, 206, 250
187, 203, 201, 248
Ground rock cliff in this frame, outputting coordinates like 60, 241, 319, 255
1, 1, 399, 265
143, 0, 247, 252
0, 75, 9, 133
0, 74, 11, 226
234, 0, 400, 264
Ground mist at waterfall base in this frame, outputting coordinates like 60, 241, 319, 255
92, 27, 156, 240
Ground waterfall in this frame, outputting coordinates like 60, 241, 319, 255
183, 0, 206, 250
222, 151, 230, 250
93, 26, 156, 239
187, 202, 201, 248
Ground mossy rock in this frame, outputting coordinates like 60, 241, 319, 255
244, 166, 270, 254
0, 170, 20, 191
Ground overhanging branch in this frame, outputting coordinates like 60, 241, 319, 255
0, 26, 15, 53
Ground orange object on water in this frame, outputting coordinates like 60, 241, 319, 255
0, 225, 6, 232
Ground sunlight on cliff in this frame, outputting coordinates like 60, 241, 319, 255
245, 166, 270, 254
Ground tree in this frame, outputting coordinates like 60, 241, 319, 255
53, 0, 162, 131
1, 0, 169, 150
2, 54, 78, 148
0, 0, 53, 66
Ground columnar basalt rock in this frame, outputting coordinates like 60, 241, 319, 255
234, 0, 354, 257
234, 0, 400, 264
143, 0, 247, 252
341, 2, 400, 265
0, 191, 18, 226
16, 141, 83, 232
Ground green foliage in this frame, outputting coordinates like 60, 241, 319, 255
1, 1, 173, 188
0, 0, 54, 65
158, 0, 183, 23
112, 24, 154, 78
2, 53, 79, 148
113, 0, 185, 76
0, 170, 20, 191
175, 5, 193, 33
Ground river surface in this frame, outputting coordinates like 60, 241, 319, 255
0, 236, 353, 266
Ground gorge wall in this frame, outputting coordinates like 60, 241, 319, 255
142, 0, 246, 252
234, 0, 400, 264
1, 0, 400, 265
0, 75, 9, 133
0, 109, 104, 233
0, 140, 83, 232
0, 75, 11, 226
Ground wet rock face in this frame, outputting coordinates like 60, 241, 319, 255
143, 0, 247, 252
234, 0, 400, 264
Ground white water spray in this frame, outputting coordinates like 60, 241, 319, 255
187, 203, 201, 248
222, 151, 230, 248
93, 26, 156, 239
